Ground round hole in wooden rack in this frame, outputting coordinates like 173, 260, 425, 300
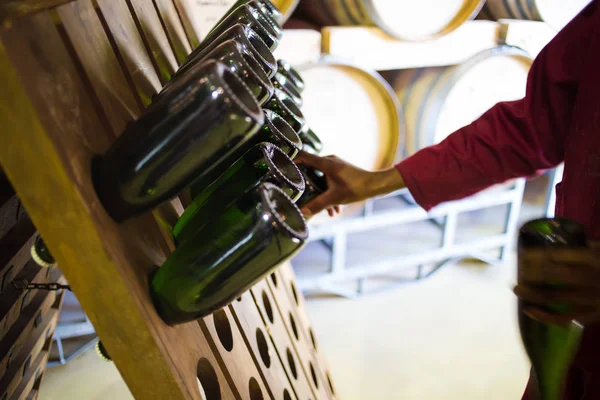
262, 290, 274, 323
248, 377, 264, 400
270, 272, 278, 287
283, 389, 292, 400
309, 362, 319, 389
213, 310, 234, 352
286, 348, 298, 380
309, 328, 317, 350
327, 372, 335, 395
197, 358, 221, 400
290, 282, 299, 305
1, 266, 14, 294
237, 296, 243, 302
289, 313, 299, 341
256, 328, 270, 368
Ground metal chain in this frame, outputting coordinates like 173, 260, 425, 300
11, 278, 72, 292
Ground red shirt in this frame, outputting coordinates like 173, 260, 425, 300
396, 0, 600, 241
396, 2, 600, 398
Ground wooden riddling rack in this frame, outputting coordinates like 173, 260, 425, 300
0, 1, 336, 399
0, 172, 66, 400
283, 4, 563, 297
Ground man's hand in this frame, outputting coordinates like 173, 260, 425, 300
514, 243, 600, 326
294, 151, 405, 218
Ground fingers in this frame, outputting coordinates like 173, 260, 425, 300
521, 307, 588, 326
514, 284, 599, 309
294, 151, 331, 172
300, 190, 337, 218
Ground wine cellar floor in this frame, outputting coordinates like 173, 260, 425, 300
38, 177, 550, 400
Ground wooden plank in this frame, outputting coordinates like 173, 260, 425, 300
127, 0, 179, 82
199, 307, 272, 400
251, 280, 318, 400
273, 29, 322, 67
0, 0, 74, 24
0, 217, 35, 272
0, 308, 59, 399
498, 19, 557, 59
172, 0, 236, 46
321, 21, 500, 70
0, 196, 20, 239
56, 0, 142, 135
278, 265, 338, 398
11, 349, 49, 400
266, 273, 331, 399
231, 291, 299, 400
0, 260, 46, 343
95, 0, 162, 106
171, 0, 199, 48
152, 0, 192, 64
0, 289, 57, 379
0, 12, 231, 400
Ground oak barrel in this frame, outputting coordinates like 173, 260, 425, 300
393, 46, 532, 157
483, 0, 592, 30
299, 0, 485, 41
297, 57, 404, 222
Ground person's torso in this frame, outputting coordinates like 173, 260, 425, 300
556, 29, 600, 241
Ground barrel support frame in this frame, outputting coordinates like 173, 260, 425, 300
293, 178, 526, 298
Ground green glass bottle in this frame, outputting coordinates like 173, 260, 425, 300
30, 236, 56, 268
188, 109, 302, 198
177, 24, 277, 81
296, 165, 328, 209
265, 88, 306, 133
92, 60, 263, 222
271, 72, 303, 107
518, 218, 587, 400
214, 0, 283, 27
164, 39, 273, 105
277, 59, 305, 93
299, 126, 324, 155
175, 142, 305, 245
150, 182, 308, 325
203, 4, 280, 51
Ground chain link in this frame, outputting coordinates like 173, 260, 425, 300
11, 279, 72, 292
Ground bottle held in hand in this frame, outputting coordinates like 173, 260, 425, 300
518, 218, 587, 400
92, 60, 263, 222
296, 165, 328, 210
151, 182, 308, 325
175, 142, 305, 245
187, 108, 303, 199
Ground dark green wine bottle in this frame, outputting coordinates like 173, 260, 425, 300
31, 236, 56, 268
178, 24, 276, 81
214, 0, 283, 28
518, 218, 586, 400
277, 59, 305, 93
296, 165, 328, 209
175, 142, 305, 245
203, 4, 280, 52
165, 39, 273, 105
271, 72, 303, 107
188, 108, 303, 198
299, 127, 324, 155
150, 182, 308, 325
92, 60, 264, 222
265, 88, 306, 133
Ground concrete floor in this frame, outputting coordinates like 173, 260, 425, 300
39, 176, 551, 400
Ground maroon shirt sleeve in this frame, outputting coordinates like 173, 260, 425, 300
395, 1, 599, 211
